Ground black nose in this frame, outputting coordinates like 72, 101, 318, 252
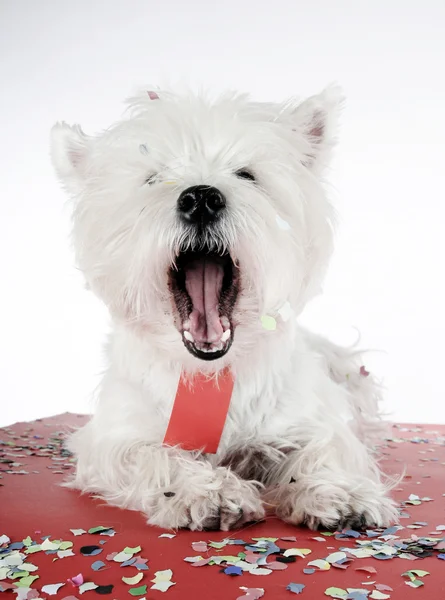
177, 185, 226, 225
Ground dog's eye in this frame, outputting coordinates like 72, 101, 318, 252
235, 169, 256, 182
144, 174, 156, 185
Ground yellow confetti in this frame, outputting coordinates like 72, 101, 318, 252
122, 573, 144, 585
261, 315, 277, 331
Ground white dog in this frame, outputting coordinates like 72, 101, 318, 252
51, 86, 398, 531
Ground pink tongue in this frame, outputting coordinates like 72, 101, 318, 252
184, 258, 224, 344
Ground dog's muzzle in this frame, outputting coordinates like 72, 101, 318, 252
177, 185, 226, 226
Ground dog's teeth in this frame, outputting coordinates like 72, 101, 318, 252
183, 331, 194, 342
220, 317, 230, 329
221, 329, 231, 342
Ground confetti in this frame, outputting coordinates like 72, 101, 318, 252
261, 315, 277, 331
369, 592, 391, 600
68, 574, 84, 587
91, 560, 107, 571
95, 584, 114, 594
324, 588, 347, 598
276, 214, 291, 230
122, 573, 144, 585
326, 551, 347, 564
41, 583, 65, 596
80, 545, 102, 556
150, 569, 176, 592
405, 580, 424, 588
236, 588, 264, 600
70, 529, 87, 536
192, 541, 208, 553
225, 565, 243, 576
287, 582, 305, 594
128, 585, 148, 596
355, 566, 377, 574
159, 533, 176, 539
307, 559, 330, 570
283, 548, 312, 558
79, 582, 98, 594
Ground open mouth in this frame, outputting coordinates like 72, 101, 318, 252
169, 247, 239, 361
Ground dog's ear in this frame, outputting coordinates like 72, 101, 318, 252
50, 122, 91, 193
286, 85, 344, 172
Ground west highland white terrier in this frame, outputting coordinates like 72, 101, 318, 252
51, 86, 398, 531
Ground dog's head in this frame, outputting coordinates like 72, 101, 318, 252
51, 87, 341, 365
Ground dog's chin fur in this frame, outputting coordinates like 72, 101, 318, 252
51, 86, 399, 531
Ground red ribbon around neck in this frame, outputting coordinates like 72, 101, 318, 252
163, 369, 234, 454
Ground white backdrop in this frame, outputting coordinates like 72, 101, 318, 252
1, 0, 444, 426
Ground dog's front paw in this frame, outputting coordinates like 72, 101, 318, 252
147, 466, 265, 531
272, 480, 398, 531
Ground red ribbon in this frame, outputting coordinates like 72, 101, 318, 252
163, 369, 234, 453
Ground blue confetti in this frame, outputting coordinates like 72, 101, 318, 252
91, 560, 107, 571
341, 529, 361, 538
287, 583, 305, 594
381, 526, 400, 536
303, 568, 315, 575
8, 542, 24, 551
134, 562, 149, 570
347, 593, 368, 600
224, 565, 243, 576
438, 553, 445, 560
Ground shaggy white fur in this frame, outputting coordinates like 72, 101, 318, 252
51, 86, 399, 531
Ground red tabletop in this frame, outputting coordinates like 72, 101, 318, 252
1, 414, 444, 599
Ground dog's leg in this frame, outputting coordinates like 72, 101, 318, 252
264, 423, 399, 530
66, 422, 264, 531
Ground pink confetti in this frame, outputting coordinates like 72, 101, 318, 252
147, 91, 159, 100
281, 536, 297, 542
355, 566, 377, 574
265, 561, 288, 570
375, 584, 394, 592
236, 588, 264, 600
245, 551, 260, 564
192, 541, 208, 553
191, 558, 212, 567
67, 574, 83, 587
